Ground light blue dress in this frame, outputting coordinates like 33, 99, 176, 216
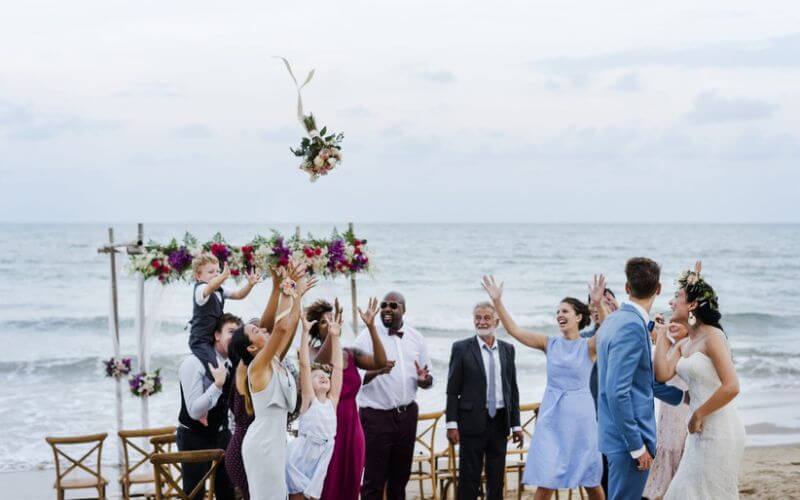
523, 336, 602, 489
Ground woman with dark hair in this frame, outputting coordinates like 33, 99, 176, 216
654, 263, 744, 499
225, 268, 290, 499
482, 276, 604, 500
304, 297, 388, 500
229, 264, 317, 500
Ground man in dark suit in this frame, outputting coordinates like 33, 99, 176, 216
446, 302, 524, 500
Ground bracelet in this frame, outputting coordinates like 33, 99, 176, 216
280, 278, 297, 297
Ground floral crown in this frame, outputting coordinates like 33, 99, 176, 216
310, 362, 333, 374
676, 269, 719, 312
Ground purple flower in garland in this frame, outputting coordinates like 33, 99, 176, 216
350, 253, 369, 272
272, 237, 292, 266
327, 239, 347, 272
210, 243, 231, 263
167, 246, 193, 273
104, 357, 132, 378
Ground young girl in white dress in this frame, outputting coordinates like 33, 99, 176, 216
286, 302, 344, 499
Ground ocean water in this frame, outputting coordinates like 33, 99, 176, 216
1, 223, 799, 472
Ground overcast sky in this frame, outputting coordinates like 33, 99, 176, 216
1, 1, 799, 223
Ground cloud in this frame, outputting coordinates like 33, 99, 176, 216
0, 100, 121, 140
173, 123, 213, 139
259, 126, 299, 143
339, 105, 373, 117
610, 72, 642, 93
530, 33, 800, 73
416, 69, 457, 84
114, 82, 181, 99
543, 74, 591, 92
686, 91, 776, 124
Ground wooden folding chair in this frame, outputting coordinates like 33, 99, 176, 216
505, 402, 540, 500
118, 426, 177, 499
410, 410, 444, 500
45, 432, 108, 500
150, 449, 224, 500
149, 434, 181, 499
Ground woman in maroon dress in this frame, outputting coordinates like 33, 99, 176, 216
305, 298, 387, 500
225, 364, 255, 499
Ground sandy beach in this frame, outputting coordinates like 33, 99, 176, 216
3, 444, 797, 499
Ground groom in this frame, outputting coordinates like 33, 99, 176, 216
596, 258, 686, 500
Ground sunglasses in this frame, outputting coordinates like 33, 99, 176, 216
380, 301, 401, 310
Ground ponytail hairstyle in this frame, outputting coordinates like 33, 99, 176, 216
677, 269, 723, 331
561, 297, 592, 330
230, 325, 255, 416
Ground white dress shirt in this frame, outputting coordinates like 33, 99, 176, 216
446, 335, 521, 432
354, 321, 430, 410
178, 352, 230, 427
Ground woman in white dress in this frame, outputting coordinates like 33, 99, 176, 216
231, 265, 317, 500
285, 304, 344, 499
653, 263, 745, 500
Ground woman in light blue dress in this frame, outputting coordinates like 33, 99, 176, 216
483, 276, 605, 500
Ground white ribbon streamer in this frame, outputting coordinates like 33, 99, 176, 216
277, 57, 315, 127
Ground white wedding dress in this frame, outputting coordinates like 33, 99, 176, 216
664, 340, 745, 500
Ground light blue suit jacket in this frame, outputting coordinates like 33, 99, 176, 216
596, 303, 683, 455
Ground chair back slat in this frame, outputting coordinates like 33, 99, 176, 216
118, 426, 176, 499
150, 449, 224, 500
45, 433, 107, 493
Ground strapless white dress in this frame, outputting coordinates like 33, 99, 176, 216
664, 347, 745, 499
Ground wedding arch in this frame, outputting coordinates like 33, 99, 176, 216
97, 223, 372, 463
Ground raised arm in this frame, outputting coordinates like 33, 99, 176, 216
298, 315, 316, 414
203, 262, 230, 297
249, 266, 317, 390
688, 332, 740, 434
227, 269, 260, 300
653, 322, 682, 382
482, 275, 548, 352
352, 297, 388, 370
258, 267, 282, 331
328, 310, 344, 407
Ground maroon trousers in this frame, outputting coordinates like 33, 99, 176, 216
359, 402, 419, 500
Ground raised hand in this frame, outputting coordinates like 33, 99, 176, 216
588, 274, 607, 306
329, 301, 344, 337
289, 261, 308, 282
358, 297, 380, 327
246, 269, 262, 287
481, 275, 504, 302
220, 262, 231, 279
208, 362, 228, 389
296, 276, 319, 297
301, 316, 317, 335
694, 260, 703, 275
668, 322, 689, 340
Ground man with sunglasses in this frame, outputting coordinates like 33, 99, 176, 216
354, 291, 433, 500
445, 302, 523, 500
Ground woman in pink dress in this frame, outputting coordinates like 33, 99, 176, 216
305, 297, 388, 500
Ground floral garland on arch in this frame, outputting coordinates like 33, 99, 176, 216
129, 369, 163, 397
127, 228, 371, 284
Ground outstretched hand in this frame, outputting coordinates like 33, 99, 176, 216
245, 269, 262, 287
694, 260, 703, 275
481, 275, 504, 302
329, 301, 344, 337
414, 360, 430, 382
588, 274, 607, 306
358, 297, 380, 327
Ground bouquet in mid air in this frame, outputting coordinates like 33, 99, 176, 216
278, 57, 345, 182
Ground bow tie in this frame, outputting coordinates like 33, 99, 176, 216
388, 329, 404, 338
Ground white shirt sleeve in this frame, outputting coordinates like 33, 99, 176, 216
178, 357, 223, 420
630, 445, 646, 459
446, 421, 458, 429
194, 284, 209, 306
195, 284, 229, 306
417, 334, 431, 368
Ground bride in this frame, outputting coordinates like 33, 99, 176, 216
653, 263, 745, 499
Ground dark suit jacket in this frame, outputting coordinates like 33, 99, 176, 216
446, 336, 521, 435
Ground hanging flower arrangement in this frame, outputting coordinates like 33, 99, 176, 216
127, 228, 371, 284
104, 357, 132, 379
129, 369, 163, 397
